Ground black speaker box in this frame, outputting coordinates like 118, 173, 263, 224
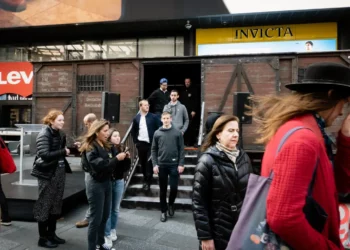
233, 92, 252, 124
102, 92, 120, 123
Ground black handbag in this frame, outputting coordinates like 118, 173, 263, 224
303, 158, 328, 233
33, 156, 58, 172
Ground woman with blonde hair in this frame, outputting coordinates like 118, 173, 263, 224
31, 109, 71, 248
254, 62, 350, 249
192, 115, 254, 250
104, 128, 131, 248
79, 120, 119, 250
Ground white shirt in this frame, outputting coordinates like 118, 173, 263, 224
138, 114, 150, 143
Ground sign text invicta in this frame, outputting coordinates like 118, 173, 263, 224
234, 27, 294, 40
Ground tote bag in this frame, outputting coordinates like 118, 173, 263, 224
0, 137, 17, 174
226, 126, 327, 250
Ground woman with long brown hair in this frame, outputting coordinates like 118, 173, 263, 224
192, 115, 254, 250
31, 109, 72, 248
104, 128, 131, 248
79, 120, 119, 250
254, 62, 350, 249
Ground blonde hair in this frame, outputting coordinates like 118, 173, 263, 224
42, 110, 63, 125
251, 90, 349, 144
201, 115, 240, 152
79, 119, 111, 152
83, 113, 97, 123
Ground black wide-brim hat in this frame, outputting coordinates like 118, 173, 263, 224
285, 62, 350, 94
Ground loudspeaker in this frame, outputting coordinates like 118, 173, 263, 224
101, 92, 120, 123
233, 92, 252, 124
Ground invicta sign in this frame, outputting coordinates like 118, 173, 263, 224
233, 27, 293, 40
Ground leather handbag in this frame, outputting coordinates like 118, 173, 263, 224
0, 137, 17, 174
32, 155, 58, 172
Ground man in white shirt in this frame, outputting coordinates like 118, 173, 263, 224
131, 100, 161, 191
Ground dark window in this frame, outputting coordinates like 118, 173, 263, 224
77, 75, 105, 92
298, 68, 307, 82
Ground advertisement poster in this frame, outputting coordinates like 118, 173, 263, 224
0, 0, 349, 28
198, 39, 337, 55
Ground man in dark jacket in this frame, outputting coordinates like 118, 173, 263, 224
131, 99, 161, 191
151, 111, 185, 222
180, 78, 199, 146
148, 78, 170, 118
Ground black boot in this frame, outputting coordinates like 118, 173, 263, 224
38, 237, 58, 248
47, 215, 66, 244
160, 212, 167, 222
47, 233, 66, 244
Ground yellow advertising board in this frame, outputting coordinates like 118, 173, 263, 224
196, 22, 337, 55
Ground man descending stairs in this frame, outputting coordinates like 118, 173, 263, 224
121, 147, 198, 212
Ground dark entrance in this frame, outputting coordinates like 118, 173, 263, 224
1, 105, 32, 127
143, 62, 201, 146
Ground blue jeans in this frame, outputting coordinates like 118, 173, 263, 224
86, 179, 111, 250
105, 179, 124, 236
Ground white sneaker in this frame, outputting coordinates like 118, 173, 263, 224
110, 229, 118, 241
104, 236, 113, 248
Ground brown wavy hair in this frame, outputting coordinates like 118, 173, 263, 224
79, 119, 111, 152
201, 115, 240, 152
42, 110, 63, 125
250, 90, 349, 145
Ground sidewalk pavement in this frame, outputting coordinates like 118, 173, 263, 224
1, 154, 199, 250
0, 204, 199, 250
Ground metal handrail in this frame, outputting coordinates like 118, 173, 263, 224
197, 101, 205, 147
121, 117, 139, 196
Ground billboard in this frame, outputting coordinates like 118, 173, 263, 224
0, 62, 33, 97
196, 23, 338, 55
0, 0, 349, 28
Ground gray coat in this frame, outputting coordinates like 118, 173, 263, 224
163, 101, 189, 133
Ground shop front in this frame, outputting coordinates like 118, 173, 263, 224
0, 62, 33, 127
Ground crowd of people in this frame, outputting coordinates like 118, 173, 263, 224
0, 63, 350, 250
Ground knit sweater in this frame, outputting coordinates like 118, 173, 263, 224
261, 114, 350, 250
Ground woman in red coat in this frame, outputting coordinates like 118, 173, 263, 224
253, 62, 350, 249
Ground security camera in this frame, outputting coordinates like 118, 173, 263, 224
185, 20, 192, 30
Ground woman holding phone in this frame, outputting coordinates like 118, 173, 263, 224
104, 128, 131, 248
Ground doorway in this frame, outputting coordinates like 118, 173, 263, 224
1, 105, 32, 127
143, 62, 202, 146
143, 62, 201, 99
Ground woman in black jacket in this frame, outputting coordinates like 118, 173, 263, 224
192, 115, 254, 250
104, 128, 131, 247
32, 110, 72, 248
79, 120, 119, 250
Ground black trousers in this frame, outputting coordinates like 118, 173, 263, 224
136, 141, 153, 185
158, 165, 179, 213
0, 177, 10, 221
184, 114, 199, 146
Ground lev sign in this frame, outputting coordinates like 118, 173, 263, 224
0, 62, 33, 97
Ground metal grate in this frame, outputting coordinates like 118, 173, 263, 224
77, 75, 105, 92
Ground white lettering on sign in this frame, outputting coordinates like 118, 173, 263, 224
0, 71, 33, 85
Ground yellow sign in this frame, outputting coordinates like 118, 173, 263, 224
196, 22, 337, 44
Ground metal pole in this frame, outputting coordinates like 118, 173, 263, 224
19, 127, 24, 184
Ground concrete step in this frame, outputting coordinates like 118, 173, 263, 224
121, 196, 192, 211
131, 173, 194, 186
135, 164, 196, 175
184, 154, 198, 165
125, 184, 193, 198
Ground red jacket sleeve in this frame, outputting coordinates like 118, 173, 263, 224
267, 139, 340, 250
334, 131, 350, 193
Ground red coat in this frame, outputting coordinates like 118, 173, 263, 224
261, 114, 350, 250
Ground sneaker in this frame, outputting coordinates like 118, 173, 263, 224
100, 243, 115, 250
1, 220, 12, 226
104, 236, 113, 248
75, 218, 89, 228
110, 229, 118, 241
96, 245, 100, 250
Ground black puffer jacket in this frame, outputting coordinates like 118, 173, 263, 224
192, 146, 253, 250
32, 126, 72, 179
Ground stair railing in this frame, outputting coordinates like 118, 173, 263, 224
197, 101, 205, 147
121, 117, 139, 196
